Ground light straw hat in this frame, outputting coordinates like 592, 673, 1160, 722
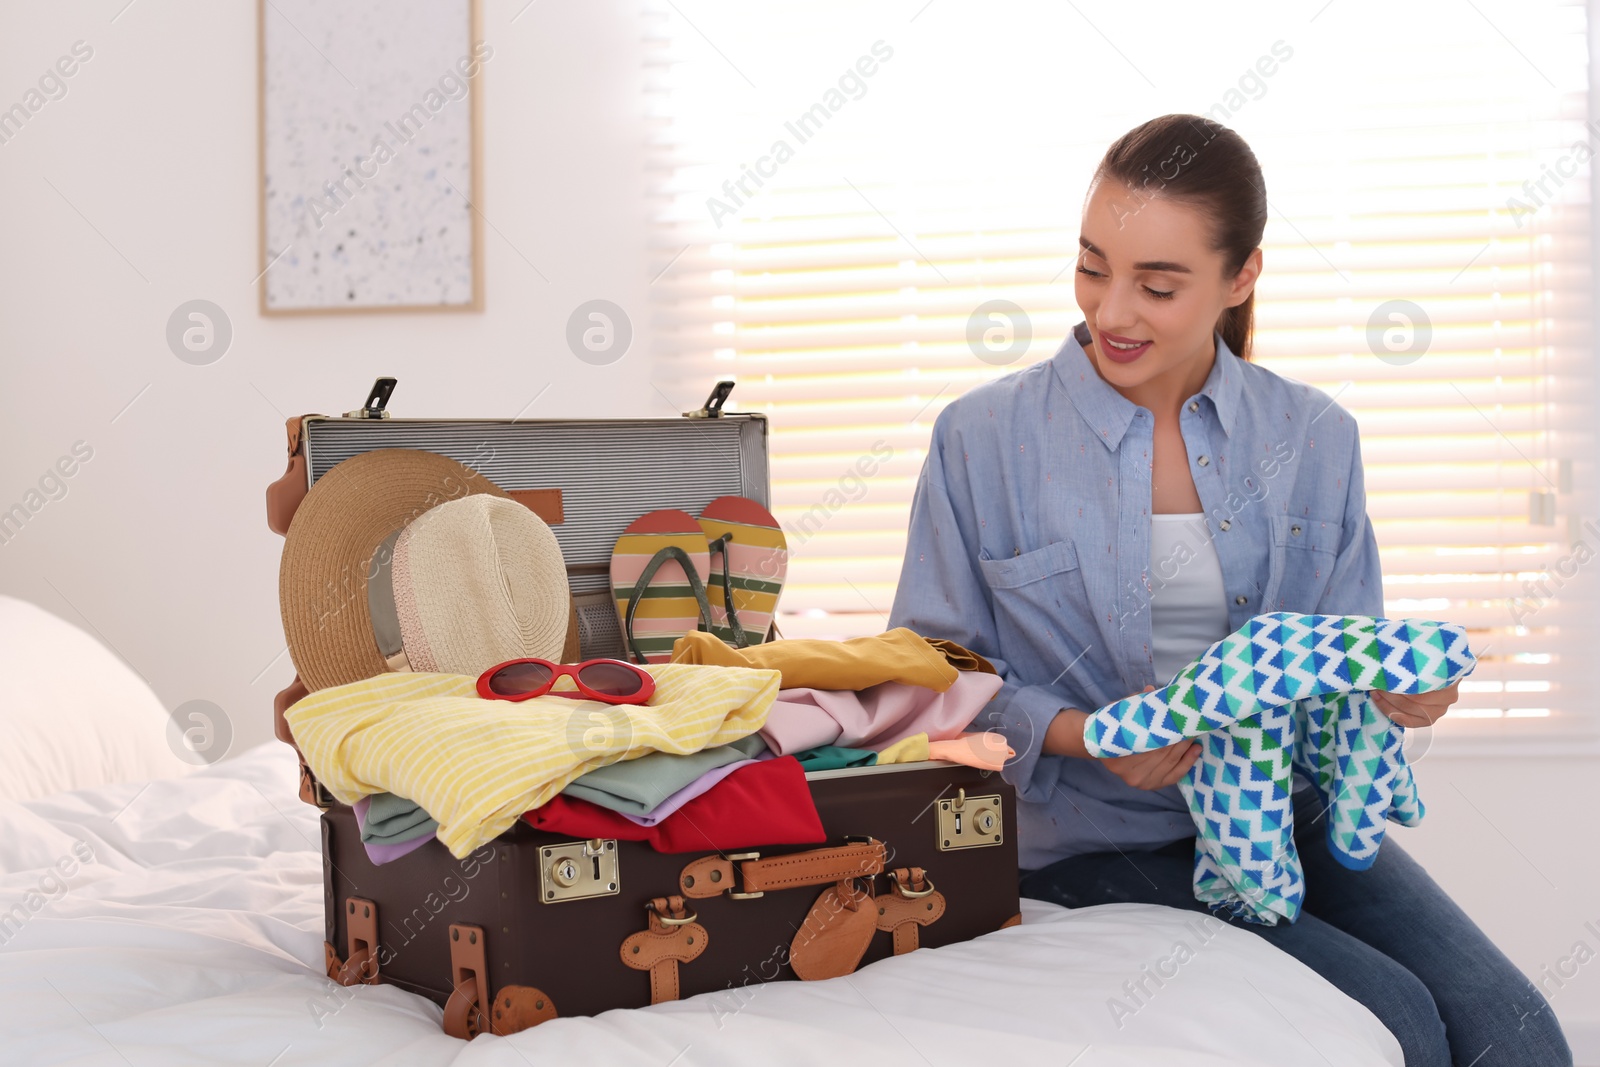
279, 449, 575, 692
390, 494, 569, 675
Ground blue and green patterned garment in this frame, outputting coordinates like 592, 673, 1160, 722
1083, 612, 1476, 925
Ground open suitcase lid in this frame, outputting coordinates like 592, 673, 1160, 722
266, 379, 772, 797
268, 378, 765, 541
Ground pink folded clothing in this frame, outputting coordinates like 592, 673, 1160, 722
926, 731, 1014, 771
759, 671, 1004, 756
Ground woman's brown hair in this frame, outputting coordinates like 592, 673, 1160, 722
1091, 114, 1267, 362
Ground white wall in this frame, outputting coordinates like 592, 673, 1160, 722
0, 1, 1596, 1061
1399, 757, 1600, 1062
0, 0, 672, 760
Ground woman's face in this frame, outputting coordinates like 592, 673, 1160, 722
1073, 177, 1260, 394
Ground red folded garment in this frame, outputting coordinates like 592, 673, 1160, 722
523, 754, 825, 853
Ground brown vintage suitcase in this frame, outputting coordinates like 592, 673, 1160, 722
320, 763, 1018, 1035
273, 380, 1020, 1037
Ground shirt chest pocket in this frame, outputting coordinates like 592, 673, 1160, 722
976, 539, 1093, 653
1260, 513, 1343, 612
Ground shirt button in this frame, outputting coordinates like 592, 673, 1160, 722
1235, 595, 1247, 605
1219, 519, 1231, 531
1197, 455, 1209, 466
1291, 524, 1302, 536
1188, 401, 1199, 413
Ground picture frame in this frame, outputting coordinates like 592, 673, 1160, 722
256, 0, 484, 315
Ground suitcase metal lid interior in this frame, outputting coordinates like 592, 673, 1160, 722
298, 382, 771, 661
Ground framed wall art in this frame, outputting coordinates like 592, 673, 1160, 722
257, 0, 485, 314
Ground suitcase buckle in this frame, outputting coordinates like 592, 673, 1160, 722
888, 869, 937, 900
726, 852, 764, 899
649, 900, 700, 926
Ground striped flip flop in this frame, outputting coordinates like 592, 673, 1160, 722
697, 496, 787, 647
610, 510, 714, 663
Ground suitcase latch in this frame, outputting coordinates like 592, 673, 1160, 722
684, 380, 734, 419
539, 839, 620, 903
345, 377, 396, 419
937, 789, 1004, 851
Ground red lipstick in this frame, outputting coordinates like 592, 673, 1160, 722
1097, 329, 1152, 364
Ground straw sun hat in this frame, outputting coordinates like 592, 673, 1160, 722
279, 449, 576, 692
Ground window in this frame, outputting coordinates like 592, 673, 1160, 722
649, 0, 1595, 750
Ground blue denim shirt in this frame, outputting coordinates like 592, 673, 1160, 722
887, 320, 1385, 870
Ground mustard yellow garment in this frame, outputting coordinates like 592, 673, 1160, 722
924, 638, 997, 676
285, 663, 779, 857
670, 628, 959, 692
874, 732, 930, 764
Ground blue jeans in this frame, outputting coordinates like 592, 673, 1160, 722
1018, 790, 1573, 1067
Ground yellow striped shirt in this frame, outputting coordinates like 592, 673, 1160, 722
284, 663, 780, 857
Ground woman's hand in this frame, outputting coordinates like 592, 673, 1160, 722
1097, 685, 1200, 790
1055, 683, 1198, 790
1100, 737, 1201, 790
1371, 681, 1459, 729
1044, 685, 1199, 787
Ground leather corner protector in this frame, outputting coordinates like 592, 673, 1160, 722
489, 985, 558, 1034
323, 941, 342, 981
275, 674, 309, 746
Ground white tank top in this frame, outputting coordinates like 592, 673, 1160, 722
1149, 513, 1231, 684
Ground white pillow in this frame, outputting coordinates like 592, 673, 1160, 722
0, 595, 196, 801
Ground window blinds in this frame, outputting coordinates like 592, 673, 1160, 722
646, 0, 1595, 749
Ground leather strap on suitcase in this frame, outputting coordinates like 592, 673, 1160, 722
619, 895, 709, 1004
621, 838, 945, 993
677, 839, 886, 899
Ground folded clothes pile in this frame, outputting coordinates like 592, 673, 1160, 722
289, 626, 1014, 866
674, 628, 1007, 757
280, 485, 1012, 865
286, 661, 781, 857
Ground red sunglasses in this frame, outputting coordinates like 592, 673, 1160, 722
476, 657, 656, 705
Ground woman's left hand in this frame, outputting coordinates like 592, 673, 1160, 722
1372, 681, 1459, 728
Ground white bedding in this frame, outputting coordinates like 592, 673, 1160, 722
0, 595, 196, 801
0, 742, 1402, 1066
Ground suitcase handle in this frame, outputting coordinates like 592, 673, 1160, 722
676, 838, 886, 900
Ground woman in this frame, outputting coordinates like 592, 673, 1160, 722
887, 114, 1572, 1066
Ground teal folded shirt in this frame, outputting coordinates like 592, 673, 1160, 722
360, 791, 440, 846
793, 745, 878, 772
559, 733, 769, 816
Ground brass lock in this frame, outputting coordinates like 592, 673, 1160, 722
539, 839, 620, 903
550, 857, 581, 889
973, 807, 999, 836
936, 788, 1005, 851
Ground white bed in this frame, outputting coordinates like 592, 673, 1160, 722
0, 598, 1403, 1066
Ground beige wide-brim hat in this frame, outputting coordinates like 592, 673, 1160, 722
391, 494, 570, 675
279, 449, 577, 692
